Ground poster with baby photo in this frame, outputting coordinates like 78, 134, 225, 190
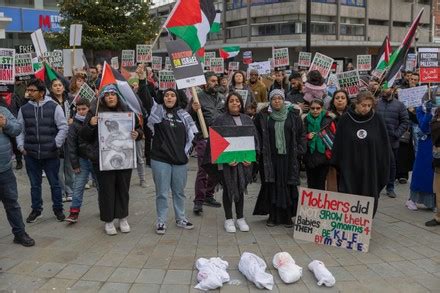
98, 112, 137, 171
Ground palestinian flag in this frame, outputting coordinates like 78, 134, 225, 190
196, 47, 205, 63
35, 62, 69, 91
209, 126, 256, 164
381, 9, 424, 87
164, 0, 216, 53
372, 35, 391, 74
219, 46, 240, 60
210, 10, 221, 33
99, 62, 143, 115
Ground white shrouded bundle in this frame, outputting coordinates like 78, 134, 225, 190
308, 260, 336, 287
194, 257, 230, 291
238, 252, 274, 290
272, 252, 303, 283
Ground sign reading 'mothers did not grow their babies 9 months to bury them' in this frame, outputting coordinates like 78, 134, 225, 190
294, 187, 374, 253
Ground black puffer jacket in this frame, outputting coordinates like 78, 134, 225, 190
376, 97, 409, 149
67, 116, 95, 169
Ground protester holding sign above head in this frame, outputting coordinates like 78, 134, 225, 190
329, 91, 390, 216
50, 79, 75, 203
269, 70, 289, 93
248, 69, 268, 103
376, 87, 409, 198
253, 89, 306, 227
303, 99, 336, 190
328, 90, 350, 125
79, 84, 143, 235
190, 72, 224, 215
148, 88, 198, 235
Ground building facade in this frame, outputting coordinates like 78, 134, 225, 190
152, 0, 433, 66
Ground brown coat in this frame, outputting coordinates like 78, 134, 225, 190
248, 80, 268, 103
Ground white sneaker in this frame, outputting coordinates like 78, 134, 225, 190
405, 200, 418, 211
140, 180, 148, 188
105, 222, 117, 235
84, 183, 91, 189
236, 218, 250, 232
119, 218, 130, 233
224, 219, 236, 233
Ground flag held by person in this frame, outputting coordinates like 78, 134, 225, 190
219, 46, 240, 60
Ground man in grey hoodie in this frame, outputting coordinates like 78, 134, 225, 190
0, 105, 35, 246
17, 79, 68, 223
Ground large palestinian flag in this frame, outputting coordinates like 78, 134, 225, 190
164, 0, 216, 53
209, 126, 256, 164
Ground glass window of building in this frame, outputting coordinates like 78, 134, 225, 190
44, 0, 59, 9
0, 0, 34, 7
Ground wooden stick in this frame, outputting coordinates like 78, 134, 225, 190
191, 86, 209, 138
429, 82, 431, 101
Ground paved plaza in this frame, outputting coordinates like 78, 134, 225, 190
0, 159, 440, 292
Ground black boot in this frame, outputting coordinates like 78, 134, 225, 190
16, 160, 23, 170
14, 233, 35, 247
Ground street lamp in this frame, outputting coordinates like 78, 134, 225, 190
306, 0, 311, 52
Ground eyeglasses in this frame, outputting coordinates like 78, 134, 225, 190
310, 107, 322, 110
25, 88, 39, 93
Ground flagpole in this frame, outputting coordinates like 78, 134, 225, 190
151, 0, 180, 49
191, 86, 209, 138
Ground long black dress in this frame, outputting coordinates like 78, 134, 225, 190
330, 108, 390, 216
253, 108, 306, 225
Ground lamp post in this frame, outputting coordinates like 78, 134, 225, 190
306, 0, 311, 52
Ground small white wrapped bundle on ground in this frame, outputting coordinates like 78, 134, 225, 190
238, 252, 274, 290
272, 252, 303, 283
195, 257, 230, 291
308, 260, 336, 287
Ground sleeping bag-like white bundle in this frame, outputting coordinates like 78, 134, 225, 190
238, 252, 274, 290
194, 257, 230, 291
272, 252, 303, 283
308, 260, 336, 287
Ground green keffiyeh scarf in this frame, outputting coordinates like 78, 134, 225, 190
270, 104, 288, 154
306, 111, 326, 154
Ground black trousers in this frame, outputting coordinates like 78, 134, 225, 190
93, 165, 132, 222
306, 165, 329, 190
222, 184, 244, 220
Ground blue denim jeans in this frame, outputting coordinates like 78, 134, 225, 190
151, 159, 188, 224
24, 156, 63, 211
71, 158, 97, 211
0, 168, 26, 236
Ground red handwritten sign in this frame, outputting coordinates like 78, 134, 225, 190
420, 67, 440, 83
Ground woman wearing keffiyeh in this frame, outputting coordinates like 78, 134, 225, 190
148, 88, 198, 235
253, 89, 307, 227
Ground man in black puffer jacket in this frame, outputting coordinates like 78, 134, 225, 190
376, 87, 409, 198
65, 98, 97, 223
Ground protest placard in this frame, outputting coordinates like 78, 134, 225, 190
398, 85, 428, 108
15, 44, 34, 54
336, 70, 360, 97
204, 51, 216, 69
152, 56, 163, 71
234, 89, 249, 106
165, 39, 206, 89
243, 51, 252, 65
44, 51, 63, 68
273, 48, 289, 71
228, 61, 239, 71
74, 83, 96, 104
31, 29, 47, 57
159, 70, 176, 90
210, 57, 224, 74
98, 112, 137, 171
136, 45, 152, 63
419, 48, 440, 83
121, 50, 135, 67
0, 49, 15, 84
269, 58, 274, 70
309, 53, 334, 79
298, 52, 312, 69
164, 57, 172, 70
294, 187, 374, 253
69, 24, 83, 47
356, 55, 371, 73
247, 61, 271, 76
111, 57, 119, 70
405, 53, 417, 72
62, 49, 85, 77
15, 53, 33, 79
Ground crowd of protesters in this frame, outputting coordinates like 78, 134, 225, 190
1, 61, 439, 248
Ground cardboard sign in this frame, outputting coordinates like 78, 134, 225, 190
298, 52, 312, 68
210, 57, 224, 74
294, 187, 374, 253
0, 49, 15, 84
158, 70, 176, 90
247, 61, 271, 76
136, 44, 152, 63
327, 73, 339, 88
398, 85, 428, 108
165, 39, 206, 89
15, 44, 35, 54
204, 51, 216, 69
243, 51, 252, 65
418, 48, 440, 68
228, 61, 239, 71
420, 67, 440, 83
273, 48, 289, 71
111, 57, 119, 70
62, 49, 85, 77
152, 56, 163, 71
44, 51, 63, 68
309, 53, 334, 79
121, 50, 135, 67
69, 24, 83, 47
31, 29, 47, 57
164, 57, 172, 70
405, 53, 417, 72
15, 53, 33, 78
336, 70, 360, 97
74, 83, 96, 104
356, 55, 371, 73
235, 89, 249, 106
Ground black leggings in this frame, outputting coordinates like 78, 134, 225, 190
306, 165, 329, 190
222, 186, 244, 220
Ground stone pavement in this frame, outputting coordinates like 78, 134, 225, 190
0, 159, 440, 293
